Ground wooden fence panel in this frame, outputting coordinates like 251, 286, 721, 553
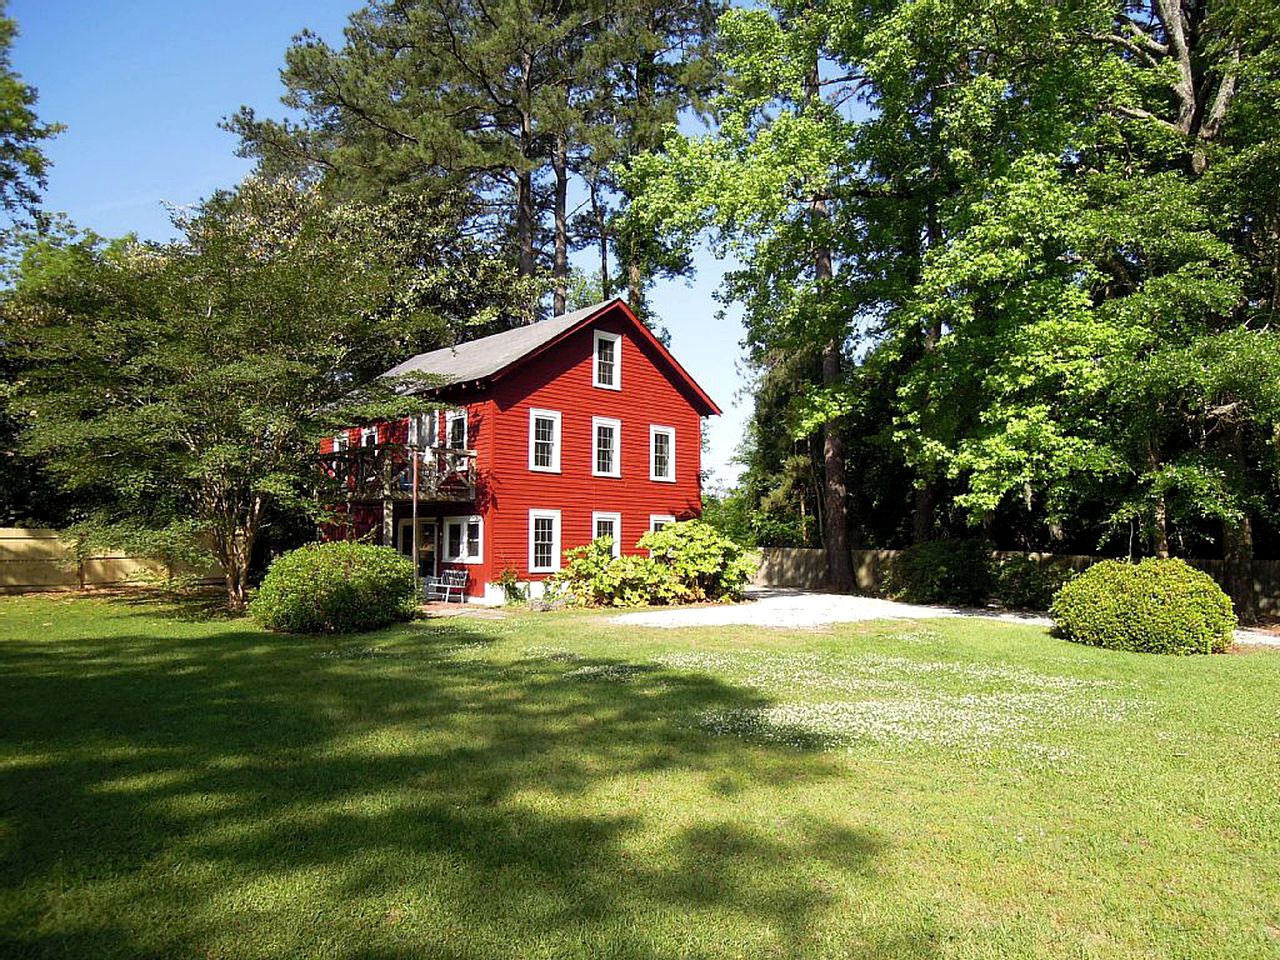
755, 546, 1280, 614
0, 528, 221, 594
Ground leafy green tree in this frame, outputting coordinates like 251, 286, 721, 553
4, 179, 530, 610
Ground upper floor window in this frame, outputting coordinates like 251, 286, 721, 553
446, 409, 468, 469
650, 425, 676, 483
360, 426, 378, 448
593, 330, 621, 390
407, 412, 437, 448
332, 433, 350, 453
592, 416, 621, 478
443, 515, 483, 564
528, 408, 562, 473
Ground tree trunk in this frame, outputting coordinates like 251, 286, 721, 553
1222, 422, 1257, 622
627, 259, 643, 312
1152, 493, 1171, 558
1223, 514, 1257, 624
516, 168, 536, 284
912, 484, 936, 544
805, 57, 854, 594
1147, 442, 1170, 558
553, 133, 569, 316
821, 336, 854, 592
215, 497, 262, 613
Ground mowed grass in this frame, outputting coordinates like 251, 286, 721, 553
1, 595, 1278, 959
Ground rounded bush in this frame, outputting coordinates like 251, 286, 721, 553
1050, 557, 1236, 655
885, 539, 994, 606
249, 541, 417, 634
994, 555, 1075, 611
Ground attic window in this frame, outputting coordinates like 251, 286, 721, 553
593, 331, 621, 390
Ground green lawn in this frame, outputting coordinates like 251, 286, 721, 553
1, 595, 1278, 959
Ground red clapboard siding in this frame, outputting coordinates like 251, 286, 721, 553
480, 310, 705, 582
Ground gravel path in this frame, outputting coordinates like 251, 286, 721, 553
611, 587, 1280, 647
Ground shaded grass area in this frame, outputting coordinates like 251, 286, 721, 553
0, 595, 1277, 958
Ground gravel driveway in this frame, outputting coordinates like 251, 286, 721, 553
611, 586, 1280, 647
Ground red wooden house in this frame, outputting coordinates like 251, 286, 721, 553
320, 299, 721, 602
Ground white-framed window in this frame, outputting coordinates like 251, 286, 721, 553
528, 408, 562, 473
332, 433, 350, 453
407, 412, 438, 448
446, 409, 468, 469
649, 514, 676, 533
592, 416, 621, 478
650, 425, 676, 482
529, 509, 562, 573
360, 426, 378, 448
443, 515, 483, 564
592, 511, 622, 558
593, 330, 621, 390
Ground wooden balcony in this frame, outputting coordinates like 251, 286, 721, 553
321, 443, 477, 502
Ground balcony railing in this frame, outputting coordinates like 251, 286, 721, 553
321, 443, 477, 502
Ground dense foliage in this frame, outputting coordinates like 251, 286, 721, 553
553, 521, 757, 607
249, 541, 417, 633
3, 179, 527, 609
1051, 558, 1236, 655
884, 540, 994, 607
993, 556, 1076, 612
628, 0, 1280, 619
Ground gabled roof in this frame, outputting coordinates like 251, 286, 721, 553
382, 299, 721, 416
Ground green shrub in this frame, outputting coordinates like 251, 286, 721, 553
552, 521, 757, 607
249, 541, 417, 633
994, 555, 1075, 610
638, 519, 758, 602
553, 538, 684, 607
885, 539, 994, 606
1050, 557, 1236, 655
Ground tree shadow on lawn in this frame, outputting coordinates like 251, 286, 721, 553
0, 618, 941, 959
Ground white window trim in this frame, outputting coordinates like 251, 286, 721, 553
649, 424, 676, 483
442, 514, 483, 564
649, 514, 676, 533
529, 509, 562, 573
592, 330, 622, 391
528, 408, 562, 473
592, 416, 622, 478
592, 511, 623, 559
360, 426, 378, 447
332, 433, 350, 452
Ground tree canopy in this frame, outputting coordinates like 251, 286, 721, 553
3, 180, 531, 608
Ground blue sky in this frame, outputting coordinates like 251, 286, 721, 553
9, 0, 749, 485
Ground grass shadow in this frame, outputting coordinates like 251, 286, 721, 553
0, 607, 928, 958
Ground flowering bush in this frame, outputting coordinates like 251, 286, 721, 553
552, 520, 757, 607
638, 520, 758, 602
